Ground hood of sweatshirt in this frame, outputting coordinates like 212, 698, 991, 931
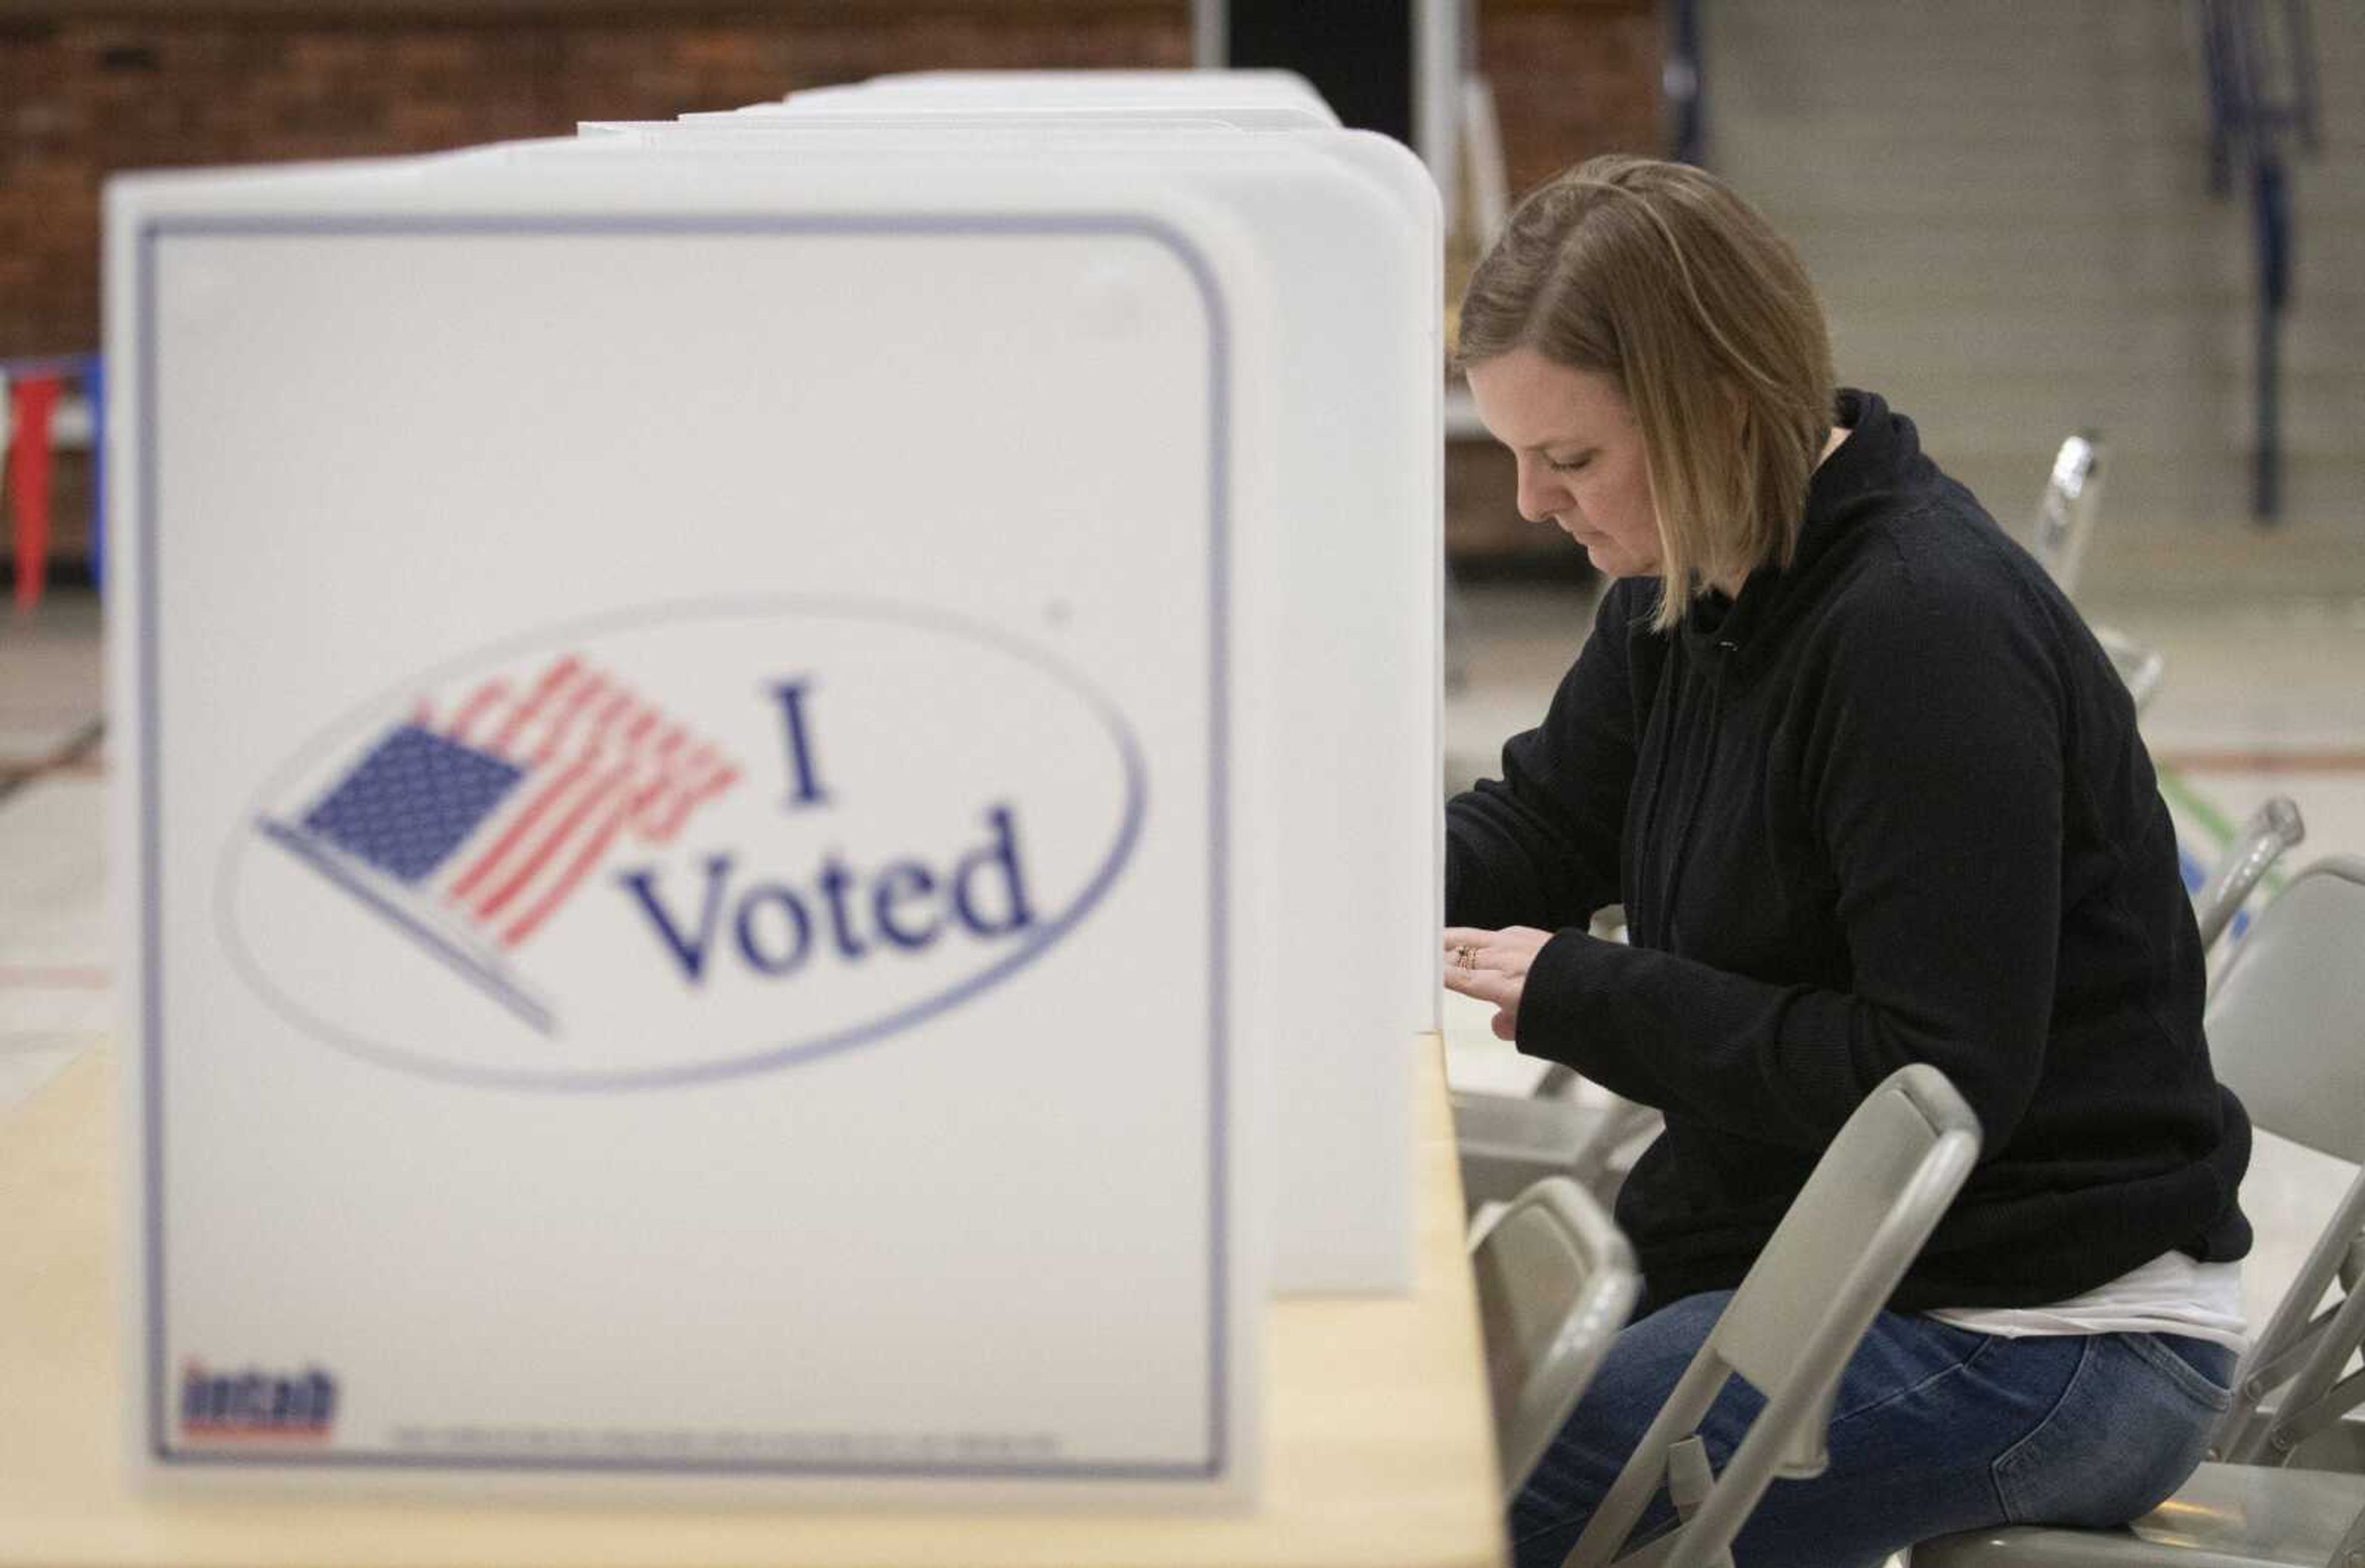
1676, 388, 1947, 679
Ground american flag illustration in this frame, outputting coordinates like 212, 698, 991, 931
259, 655, 740, 1033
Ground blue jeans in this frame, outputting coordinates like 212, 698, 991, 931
1510, 1290, 2236, 1568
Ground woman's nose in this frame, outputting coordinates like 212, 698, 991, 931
1513, 458, 1558, 525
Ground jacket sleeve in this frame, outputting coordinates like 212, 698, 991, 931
1444, 581, 1642, 933
1513, 567, 2066, 1152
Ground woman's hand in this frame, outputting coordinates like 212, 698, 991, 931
1442, 925, 1554, 1041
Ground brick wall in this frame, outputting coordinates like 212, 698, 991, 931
0, 6, 1204, 360
1455, 0, 1665, 567
1485, 0, 1664, 198
0, 4, 1189, 569
0, 1, 1660, 572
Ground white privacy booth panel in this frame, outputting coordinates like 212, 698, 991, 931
589, 115, 1256, 139
540, 123, 1442, 1296
103, 154, 1280, 1505
708, 100, 1335, 131
780, 70, 1336, 121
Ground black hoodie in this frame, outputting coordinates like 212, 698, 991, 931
1446, 390, 2252, 1311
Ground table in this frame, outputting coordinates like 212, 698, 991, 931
1, 1038, 1505, 1567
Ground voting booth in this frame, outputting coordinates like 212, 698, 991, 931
104, 71, 1439, 1506
540, 109, 1442, 1298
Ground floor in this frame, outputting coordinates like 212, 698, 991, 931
0, 589, 105, 1112
3, 572, 2359, 1453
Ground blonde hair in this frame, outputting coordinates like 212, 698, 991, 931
1458, 155, 1836, 631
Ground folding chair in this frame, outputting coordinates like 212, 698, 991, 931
2030, 430, 2107, 596
1474, 1174, 1643, 1503
1912, 858, 2365, 1567
2023, 430, 2166, 714
2193, 797, 2305, 955
1561, 1064, 1982, 1568
2208, 856, 2365, 1467
1455, 1088, 1660, 1216
1909, 1465, 2365, 1567
2096, 627, 2167, 714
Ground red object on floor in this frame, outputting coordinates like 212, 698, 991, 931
7, 374, 62, 612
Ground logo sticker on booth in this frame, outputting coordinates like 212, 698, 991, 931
179, 1362, 339, 1445
222, 602, 1150, 1091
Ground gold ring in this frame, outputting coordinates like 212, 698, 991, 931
1455, 944, 1477, 970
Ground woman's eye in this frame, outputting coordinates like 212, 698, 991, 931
1547, 455, 1590, 474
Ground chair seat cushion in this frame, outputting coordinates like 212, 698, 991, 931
1912, 1463, 2365, 1566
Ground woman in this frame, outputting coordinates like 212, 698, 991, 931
1444, 155, 2252, 1567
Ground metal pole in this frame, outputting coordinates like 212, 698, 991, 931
1193, 0, 1226, 70
2256, 273, 2281, 523
1668, 0, 1706, 166
2254, 152, 2287, 523
1415, 0, 1462, 232
2284, 0, 2323, 151
2199, 0, 2236, 197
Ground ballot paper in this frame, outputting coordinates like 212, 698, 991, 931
551, 112, 1444, 1297
106, 152, 1284, 1505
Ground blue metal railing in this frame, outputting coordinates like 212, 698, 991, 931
2196, 0, 2321, 524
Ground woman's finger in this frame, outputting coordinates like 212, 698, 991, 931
1444, 926, 1551, 979
1445, 945, 1541, 984
1441, 936, 1488, 973
1444, 966, 1522, 1011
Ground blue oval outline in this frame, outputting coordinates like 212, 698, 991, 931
216, 594, 1150, 1093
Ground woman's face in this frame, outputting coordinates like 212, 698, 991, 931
1465, 347, 1663, 580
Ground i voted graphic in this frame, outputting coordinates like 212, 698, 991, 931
618, 684, 1041, 989
219, 600, 1149, 1090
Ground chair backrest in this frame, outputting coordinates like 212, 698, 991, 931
2219, 1162, 2365, 1467
2093, 625, 2167, 714
2192, 796, 2306, 955
2202, 857, 2365, 1465
2029, 430, 2105, 595
2206, 855, 2365, 1164
1472, 1174, 1641, 1503
1564, 1064, 1982, 1568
